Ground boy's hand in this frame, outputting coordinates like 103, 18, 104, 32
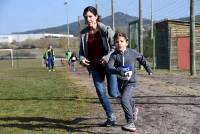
117, 69, 128, 77
119, 71, 126, 77
149, 72, 153, 76
116, 68, 124, 76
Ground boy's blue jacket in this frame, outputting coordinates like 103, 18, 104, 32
107, 48, 153, 83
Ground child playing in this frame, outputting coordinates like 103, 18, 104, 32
107, 31, 153, 132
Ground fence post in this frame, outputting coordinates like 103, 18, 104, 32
168, 27, 172, 72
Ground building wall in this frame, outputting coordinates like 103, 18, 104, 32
195, 29, 200, 70
169, 22, 189, 70
0, 35, 13, 43
168, 21, 200, 70
155, 21, 169, 69
156, 20, 200, 70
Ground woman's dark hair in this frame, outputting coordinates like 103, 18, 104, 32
114, 31, 129, 42
83, 6, 101, 22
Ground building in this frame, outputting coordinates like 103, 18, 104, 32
155, 20, 200, 70
0, 35, 13, 43
0, 33, 74, 43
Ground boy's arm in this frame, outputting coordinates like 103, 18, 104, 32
106, 54, 118, 74
136, 52, 153, 75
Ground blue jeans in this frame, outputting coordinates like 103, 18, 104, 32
106, 74, 121, 97
91, 69, 120, 118
47, 57, 54, 69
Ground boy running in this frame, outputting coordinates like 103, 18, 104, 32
107, 31, 153, 132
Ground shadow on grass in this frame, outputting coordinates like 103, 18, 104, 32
0, 116, 107, 133
0, 95, 200, 105
111, 95, 200, 105
0, 96, 100, 104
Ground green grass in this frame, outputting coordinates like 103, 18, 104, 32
0, 59, 94, 134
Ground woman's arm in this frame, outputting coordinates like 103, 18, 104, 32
102, 26, 115, 63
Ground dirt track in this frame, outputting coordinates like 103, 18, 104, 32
69, 67, 200, 134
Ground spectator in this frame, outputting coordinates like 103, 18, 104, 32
46, 45, 55, 72
69, 51, 78, 72
43, 49, 48, 69
65, 49, 72, 68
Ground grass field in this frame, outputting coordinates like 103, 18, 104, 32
0, 59, 94, 134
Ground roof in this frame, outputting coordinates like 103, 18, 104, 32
155, 19, 200, 26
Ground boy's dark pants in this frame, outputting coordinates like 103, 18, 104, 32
118, 81, 136, 123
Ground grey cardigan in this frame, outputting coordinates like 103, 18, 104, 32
79, 22, 115, 66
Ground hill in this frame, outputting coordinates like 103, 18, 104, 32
17, 12, 200, 36
18, 12, 151, 36
176, 15, 200, 22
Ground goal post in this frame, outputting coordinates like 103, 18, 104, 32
0, 49, 14, 68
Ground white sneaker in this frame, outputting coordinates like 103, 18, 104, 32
122, 122, 136, 132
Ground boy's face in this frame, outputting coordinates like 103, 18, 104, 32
115, 36, 128, 52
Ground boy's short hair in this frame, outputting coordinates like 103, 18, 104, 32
114, 31, 128, 42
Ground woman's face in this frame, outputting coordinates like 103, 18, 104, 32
84, 11, 98, 28
115, 36, 128, 52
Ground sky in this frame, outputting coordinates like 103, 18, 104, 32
0, 0, 199, 34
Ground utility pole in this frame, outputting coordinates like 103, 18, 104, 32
67, 16, 70, 50
151, 0, 156, 70
153, 36, 156, 70
138, 0, 143, 69
190, 0, 196, 76
78, 16, 81, 36
95, 0, 98, 12
111, 0, 115, 32
138, 0, 143, 54
151, 0, 153, 40
64, 0, 70, 50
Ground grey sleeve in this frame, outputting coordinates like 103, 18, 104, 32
79, 35, 86, 62
135, 51, 153, 74
107, 26, 115, 50
102, 26, 115, 62
106, 53, 118, 74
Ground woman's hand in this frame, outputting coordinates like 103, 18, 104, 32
81, 58, 90, 66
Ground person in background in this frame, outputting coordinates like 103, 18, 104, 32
107, 31, 153, 132
47, 45, 55, 72
65, 49, 72, 68
43, 49, 48, 69
69, 51, 78, 72
79, 6, 120, 127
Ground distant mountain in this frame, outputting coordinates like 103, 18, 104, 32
176, 15, 200, 22
101, 12, 151, 27
18, 12, 151, 36
17, 12, 200, 36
